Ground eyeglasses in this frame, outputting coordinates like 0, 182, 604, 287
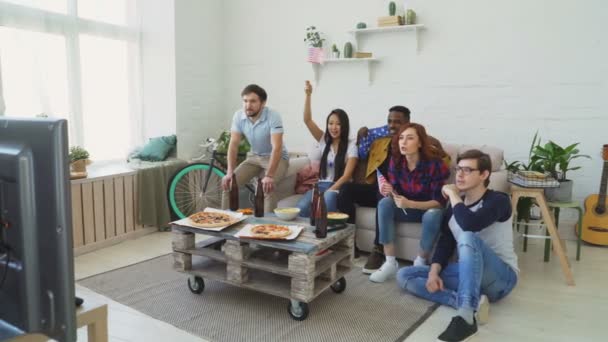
455, 166, 479, 175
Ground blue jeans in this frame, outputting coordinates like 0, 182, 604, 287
396, 231, 518, 310
297, 181, 339, 217
377, 197, 443, 254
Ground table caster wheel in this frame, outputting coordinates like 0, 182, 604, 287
330, 277, 346, 293
188, 276, 205, 294
287, 300, 309, 321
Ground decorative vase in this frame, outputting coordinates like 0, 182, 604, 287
71, 159, 87, 173
307, 47, 324, 64
544, 180, 573, 202
405, 9, 416, 25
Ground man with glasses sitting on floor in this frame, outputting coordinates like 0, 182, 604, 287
396, 149, 518, 342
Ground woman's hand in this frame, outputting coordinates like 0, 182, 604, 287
380, 183, 394, 197
304, 80, 312, 96
392, 193, 410, 209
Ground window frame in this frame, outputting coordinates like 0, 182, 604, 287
0, 0, 142, 155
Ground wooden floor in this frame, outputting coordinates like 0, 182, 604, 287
75, 224, 608, 342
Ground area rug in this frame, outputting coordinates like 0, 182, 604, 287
78, 255, 437, 342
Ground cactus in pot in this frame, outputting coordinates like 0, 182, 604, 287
388, 1, 396, 16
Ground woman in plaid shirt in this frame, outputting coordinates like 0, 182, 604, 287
370, 123, 450, 283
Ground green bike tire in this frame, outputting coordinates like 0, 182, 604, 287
167, 163, 226, 219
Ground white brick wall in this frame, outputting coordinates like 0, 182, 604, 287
176, 0, 608, 203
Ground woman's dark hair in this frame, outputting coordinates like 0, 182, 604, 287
391, 122, 442, 170
320, 109, 350, 181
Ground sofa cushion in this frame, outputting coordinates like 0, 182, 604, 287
443, 143, 503, 172
277, 194, 304, 208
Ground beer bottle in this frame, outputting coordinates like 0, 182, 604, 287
315, 191, 328, 238
229, 173, 239, 211
309, 183, 319, 226
254, 177, 264, 217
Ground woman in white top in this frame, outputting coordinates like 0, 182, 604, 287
296, 81, 358, 217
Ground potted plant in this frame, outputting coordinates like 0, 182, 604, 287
532, 141, 590, 202
69, 146, 90, 173
331, 44, 340, 59
504, 131, 543, 222
304, 26, 325, 63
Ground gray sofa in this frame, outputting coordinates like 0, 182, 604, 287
274, 144, 509, 261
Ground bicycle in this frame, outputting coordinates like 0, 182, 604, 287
166, 138, 255, 219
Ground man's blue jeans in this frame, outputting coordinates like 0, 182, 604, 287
396, 231, 518, 310
377, 197, 443, 254
296, 181, 339, 217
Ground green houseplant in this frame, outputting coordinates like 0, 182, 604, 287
504, 131, 542, 222
215, 130, 250, 167
532, 141, 590, 202
304, 26, 324, 48
69, 146, 90, 173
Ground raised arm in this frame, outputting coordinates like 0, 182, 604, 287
303, 80, 324, 141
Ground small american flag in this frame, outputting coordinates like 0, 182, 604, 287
377, 169, 388, 194
307, 47, 325, 64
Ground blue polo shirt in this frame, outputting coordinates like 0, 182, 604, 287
230, 107, 289, 160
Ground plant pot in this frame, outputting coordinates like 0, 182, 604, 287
307, 47, 324, 64
332, 51, 340, 59
71, 159, 87, 173
544, 180, 573, 203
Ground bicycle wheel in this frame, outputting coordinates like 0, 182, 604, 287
167, 163, 226, 218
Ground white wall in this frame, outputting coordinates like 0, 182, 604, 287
215, 0, 607, 203
175, 0, 224, 159
139, 0, 176, 141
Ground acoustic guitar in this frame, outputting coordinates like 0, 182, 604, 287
580, 144, 608, 245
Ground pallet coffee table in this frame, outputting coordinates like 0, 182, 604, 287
171, 216, 355, 320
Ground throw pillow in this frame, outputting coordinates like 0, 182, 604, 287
136, 135, 176, 161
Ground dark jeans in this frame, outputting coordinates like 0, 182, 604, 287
337, 183, 382, 246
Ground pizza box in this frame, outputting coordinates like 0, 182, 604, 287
171, 208, 247, 231
235, 224, 304, 241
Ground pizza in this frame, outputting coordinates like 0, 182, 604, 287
237, 208, 253, 215
327, 212, 349, 220
249, 224, 292, 239
188, 211, 236, 228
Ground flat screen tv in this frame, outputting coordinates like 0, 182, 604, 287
0, 117, 76, 341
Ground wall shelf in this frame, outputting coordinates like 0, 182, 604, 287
348, 24, 425, 52
311, 58, 379, 85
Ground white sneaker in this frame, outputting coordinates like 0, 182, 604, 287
476, 294, 490, 325
413, 256, 427, 267
369, 260, 398, 283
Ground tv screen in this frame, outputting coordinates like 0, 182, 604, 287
0, 117, 76, 341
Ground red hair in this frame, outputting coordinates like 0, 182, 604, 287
391, 123, 442, 168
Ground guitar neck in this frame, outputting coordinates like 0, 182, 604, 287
599, 161, 608, 208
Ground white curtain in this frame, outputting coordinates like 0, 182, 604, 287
0, 0, 142, 160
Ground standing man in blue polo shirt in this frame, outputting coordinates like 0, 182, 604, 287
221, 84, 289, 213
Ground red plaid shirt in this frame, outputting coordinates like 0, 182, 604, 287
387, 157, 450, 205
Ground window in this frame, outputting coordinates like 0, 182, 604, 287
0, 27, 69, 120
80, 35, 131, 160
0, 0, 141, 161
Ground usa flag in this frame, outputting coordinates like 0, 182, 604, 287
307, 47, 325, 64
377, 169, 388, 194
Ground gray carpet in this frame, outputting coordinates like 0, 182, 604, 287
79, 255, 437, 342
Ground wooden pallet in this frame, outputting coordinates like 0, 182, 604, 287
171, 219, 355, 304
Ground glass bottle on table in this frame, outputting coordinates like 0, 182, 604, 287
309, 182, 320, 226
315, 191, 328, 238
229, 173, 239, 211
254, 177, 264, 217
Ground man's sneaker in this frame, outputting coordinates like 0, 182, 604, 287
362, 246, 385, 274
369, 260, 398, 283
413, 256, 427, 267
437, 316, 478, 342
476, 295, 490, 325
